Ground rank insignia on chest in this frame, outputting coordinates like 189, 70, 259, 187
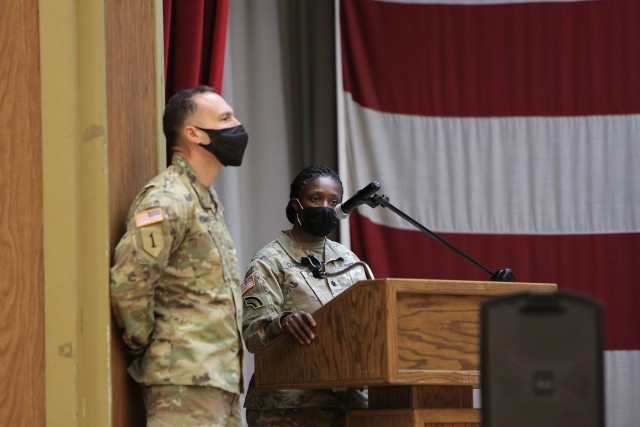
241, 274, 256, 295
135, 207, 164, 228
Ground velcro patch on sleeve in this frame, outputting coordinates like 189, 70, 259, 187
241, 274, 256, 295
135, 208, 164, 228
138, 224, 165, 258
244, 296, 264, 309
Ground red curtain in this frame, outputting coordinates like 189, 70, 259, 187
163, 0, 229, 100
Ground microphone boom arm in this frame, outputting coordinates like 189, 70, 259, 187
300, 256, 374, 281
320, 261, 375, 281
367, 194, 515, 282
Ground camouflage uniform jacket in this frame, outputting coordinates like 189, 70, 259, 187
110, 155, 243, 394
241, 231, 369, 409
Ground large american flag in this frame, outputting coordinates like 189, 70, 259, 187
337, 1, 640, 425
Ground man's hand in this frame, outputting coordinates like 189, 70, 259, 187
282, 311, 317, 345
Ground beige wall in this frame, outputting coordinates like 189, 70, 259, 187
0, 0, 162, 426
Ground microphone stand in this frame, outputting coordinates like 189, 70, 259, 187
365, 194, 516, 282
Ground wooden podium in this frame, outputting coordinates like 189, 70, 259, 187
254, 278, 557, 427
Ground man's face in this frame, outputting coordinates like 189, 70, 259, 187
191, 92, 240, 130
186, 92, 249, 168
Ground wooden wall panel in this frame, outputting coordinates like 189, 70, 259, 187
106, 1, 159, 426
0, 0, 45, 426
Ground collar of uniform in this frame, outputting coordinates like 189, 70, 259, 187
275, 231, 343, 264
323, 239, 343, 263
172, 155, 221, 213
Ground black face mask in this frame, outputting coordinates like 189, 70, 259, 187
295, 199, 339, 237
196, 124, 249, 167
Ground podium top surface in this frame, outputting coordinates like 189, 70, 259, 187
346, 277, 557, 295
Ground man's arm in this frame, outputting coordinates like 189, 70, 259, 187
110, 197, 183, 355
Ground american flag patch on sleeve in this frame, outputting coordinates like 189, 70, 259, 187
135, 208, 164, 228
241, 274, 256, 294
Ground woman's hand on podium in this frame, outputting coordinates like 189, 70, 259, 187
282, 311, 317, 345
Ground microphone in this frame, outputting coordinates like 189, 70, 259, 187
335, 181, 381, 220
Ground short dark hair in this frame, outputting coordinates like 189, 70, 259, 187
163, 85, 217, 148
285, 165, 344, 224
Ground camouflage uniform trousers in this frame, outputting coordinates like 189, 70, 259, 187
246, 407, 347, 427
142, 385, 243, 427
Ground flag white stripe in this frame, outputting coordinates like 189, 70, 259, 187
605, 350, 640, 427
344, 95, 640, 235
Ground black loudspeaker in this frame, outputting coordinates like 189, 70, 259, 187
480, 291, 604, 427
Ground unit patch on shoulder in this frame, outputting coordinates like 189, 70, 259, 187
244, 296, 264, 309
139, 224, 165, 258
241, 274, 256, 295
135, 208, 164, 228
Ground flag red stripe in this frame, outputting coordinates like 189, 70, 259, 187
350, 211, 640, 351
340, 0, 640, 116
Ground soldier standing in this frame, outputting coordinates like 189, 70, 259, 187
110, 85, 248, 427
241, 165, 371, 427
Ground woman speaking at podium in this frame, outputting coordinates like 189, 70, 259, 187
241, 165, 372, 427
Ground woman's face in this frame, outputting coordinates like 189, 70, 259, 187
295, 176, 342, 210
